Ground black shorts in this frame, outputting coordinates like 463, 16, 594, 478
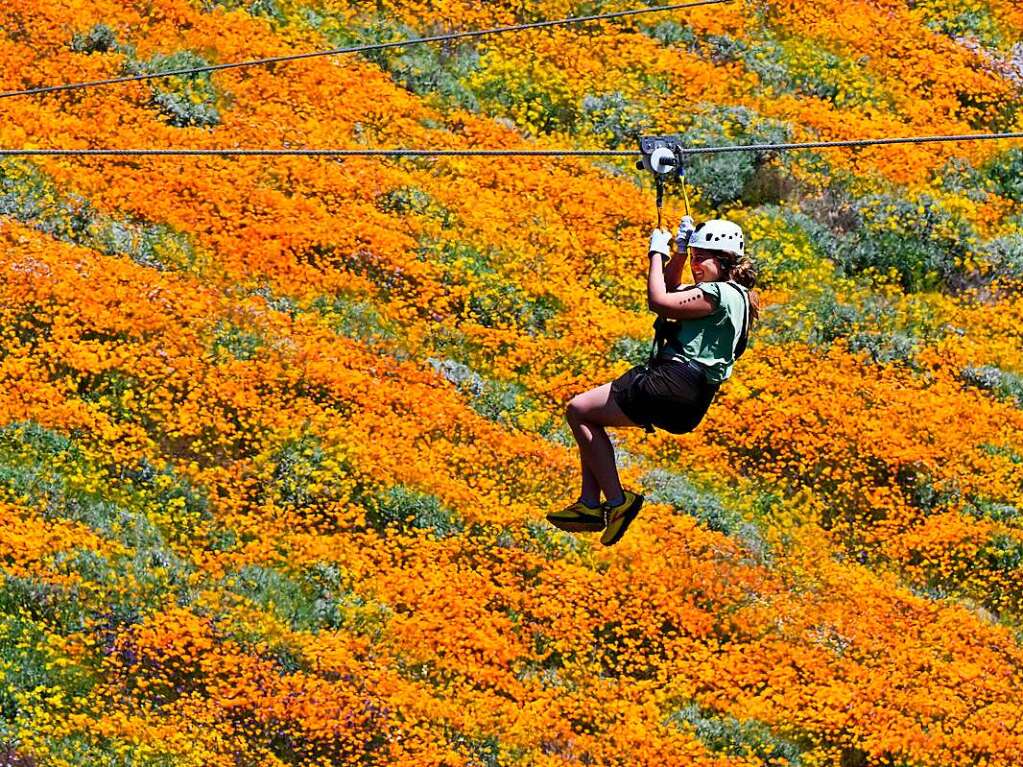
610, 358, 719, 435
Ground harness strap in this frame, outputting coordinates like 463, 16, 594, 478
727, 281, 751, 360
649, 282, 750, 368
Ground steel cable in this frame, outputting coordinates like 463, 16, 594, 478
4, 132, 1023, 157
0, 0, 732, 101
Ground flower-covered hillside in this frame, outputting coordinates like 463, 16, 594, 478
1, 0, 1023, 765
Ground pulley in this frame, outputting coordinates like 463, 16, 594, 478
637, 135, 688, 228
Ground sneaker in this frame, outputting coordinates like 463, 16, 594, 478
546, 500, 605, 533
599, 490, 644, 546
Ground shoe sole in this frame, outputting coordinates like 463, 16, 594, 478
546, 515, 605, 533
600, 494, 643, 546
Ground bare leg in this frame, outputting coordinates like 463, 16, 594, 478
566, 382, 641, 505
578, 455, 601, 507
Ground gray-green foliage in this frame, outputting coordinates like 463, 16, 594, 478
207, 319, 265, 362
641, 468, 771, 565
752, 206, 840, 290
428, 357, 557, 435
0, 580, 100, 727
313, 14, 481, 110
200, 0, 286, 25
580, 91, 652, 148
466, 284, 562, 334
984, 148, 1023, 202
90, 219, 199, 273
224, 562, 389, 637
922, 6, 1004, 47
427, 240, 564, 334
127, 51, 222, 128
70, 24, 130, 55
965, 498, 1021, 524
310, 292, 404, 351
960, 365, 1023, 408
609, 335, 652, 367
72, 25, 224, 126
250, 284, 300, 318
363, 484, 464, 538
0, 160, 95, 242
981, 234, 1023, 284
0, 422, 198, 618
0, 159, 200, 272
639, 19, 699, 48
521, 519, 589, 561
682, 105, 792, 209
665, 702, 806, 766
833, 193, 976, 292
119, 456, 212, 521
446, 730, 504, 767
269, 432, 364, 512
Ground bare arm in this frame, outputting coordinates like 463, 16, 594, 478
647, 253, 717, 320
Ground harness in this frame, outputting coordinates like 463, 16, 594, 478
646, 281, 751, 368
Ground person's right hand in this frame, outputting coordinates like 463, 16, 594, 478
675, 215, 695, 250
649, 228, 672, 259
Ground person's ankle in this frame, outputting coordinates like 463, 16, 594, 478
579, 497, 601, 509
606, 493, 625, 508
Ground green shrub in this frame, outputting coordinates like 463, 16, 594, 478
830, 193, 976, 291
745, 206, 840, 290
961, 365, 1023, 407
682, 105, 793, 209
128, 51, 222, 128
250, 284, 299, 318
0, 160, 95, 242
363, 485, 464, 538
980, 235, 1023, 284
0, 160, 201, 273
639, 19, 699, 48
310, 292, 403, 350
117, 456, 211, 520
846, 330, 918, 366
965, 498, 1021, 523
641, 468, 771, 564
446, 730, 503, 767
922, 6, 1003, 47
465, 284, 562, 334
200, 0, 286, 24
0, 422, 197, 617
318, 15, 480, 111
207, 319, 264, 362
665, 702, 807, 765
376, 186, 435, 217
580, 91, 652, 148
270, 433, 365, 513
522, 519, 589, 561
984, 148, 1023, 202
70, 24, 129, 55
609, 335, 651, 367
91, 219, 200, 272
428, 357, 556, 434
225, 564, 342, 633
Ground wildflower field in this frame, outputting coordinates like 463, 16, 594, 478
2, 0, 1023, 764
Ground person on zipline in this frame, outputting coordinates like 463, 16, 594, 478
547, 217, 760, 546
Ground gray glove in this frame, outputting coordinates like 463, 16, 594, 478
675, 215, 695, 250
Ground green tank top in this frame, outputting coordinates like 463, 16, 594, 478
656, 282, 748, 384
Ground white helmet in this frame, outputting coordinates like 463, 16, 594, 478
687, 219, 744, 256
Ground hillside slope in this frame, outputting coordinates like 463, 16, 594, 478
2, 0, 1023, 765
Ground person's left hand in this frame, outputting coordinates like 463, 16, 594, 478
675, 215, 695, 250
649, 228, 672, 259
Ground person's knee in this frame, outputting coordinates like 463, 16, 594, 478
565, 396, 587, 425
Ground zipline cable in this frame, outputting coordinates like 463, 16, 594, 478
4, 131, 1023, 157
0, 0, 732, 101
